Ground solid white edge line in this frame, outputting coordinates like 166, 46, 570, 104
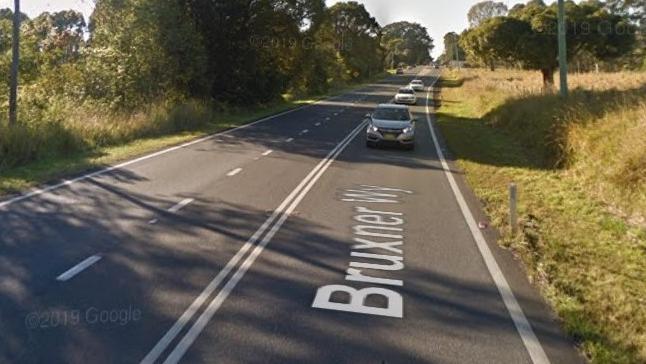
0, 89, 357, 210
424, 71, 550, 364
56, 255, 103, 282
262, 150, 273, 156
141, 120, 367, 364
168, 198, 195, 213
162, 120, 367, 364
226, 168, 243, 177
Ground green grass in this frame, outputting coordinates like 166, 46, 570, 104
0, 75, 386, 196
436, 70, 646, 363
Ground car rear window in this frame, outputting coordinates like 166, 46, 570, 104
399, 88, 414, 94
373, 108, 411, 121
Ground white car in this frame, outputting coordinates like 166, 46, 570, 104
409, 79, 425, 92
394, 87, 417, 105
366, 104, 416, 150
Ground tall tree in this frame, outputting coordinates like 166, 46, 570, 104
467, 1, 508, 28
381, 21, 434, 66
328, 1, 383, 80
26, 10, 86, 66
87, 0, 208, 108
606, 0, 645, 69
9, 0, 20, 125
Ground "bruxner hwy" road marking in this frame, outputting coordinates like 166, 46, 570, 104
312, 185, 412, 318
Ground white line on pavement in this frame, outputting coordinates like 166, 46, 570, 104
285, 138, 294, 143
56, 255, 102, 282
424, 73, 550, 364
148, 219, 158, 225
226, 168, 242, 177
325, 117, 330, 121
301, 129, 309, 134
262, 150, 273, 156
142, 120, 368, 364
168, 198, 195, 213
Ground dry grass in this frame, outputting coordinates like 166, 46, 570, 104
436, 68, 646, 363
449, 68, 646, 220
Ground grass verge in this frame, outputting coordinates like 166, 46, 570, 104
435, 69, 646, 363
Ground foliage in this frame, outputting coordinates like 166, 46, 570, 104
461, 0, 638, 85
467, 0, 508, 28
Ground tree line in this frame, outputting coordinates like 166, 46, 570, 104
0, 0, 434, 121
439, 0, 643, 86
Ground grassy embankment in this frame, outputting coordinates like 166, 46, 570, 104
0, 75, 386, 196
436, 68, 645, 363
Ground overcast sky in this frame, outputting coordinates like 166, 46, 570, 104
1, 0, 540, 57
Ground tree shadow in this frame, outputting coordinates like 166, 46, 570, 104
0, 171, 582, 362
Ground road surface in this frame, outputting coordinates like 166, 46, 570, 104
0, 67, 583, 363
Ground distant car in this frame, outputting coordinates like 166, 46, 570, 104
409, 79, 425, 92
396, 67, 404, 75
394, 87, 417, 105
433, 64, 440, 69
365, 104, 416, 150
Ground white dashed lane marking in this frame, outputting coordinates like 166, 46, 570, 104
56, 255, 102, 282
168, 198, 195, 213
226, 168, 243, 177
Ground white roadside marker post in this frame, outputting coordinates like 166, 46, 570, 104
509, 183, 518, 235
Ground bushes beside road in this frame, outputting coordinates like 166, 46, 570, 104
436, 68, 646, 363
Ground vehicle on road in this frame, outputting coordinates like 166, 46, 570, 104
409, 79, 425, 92
365, 104, 416, 150
394, 87, 417, 105
396, 67, 404, 75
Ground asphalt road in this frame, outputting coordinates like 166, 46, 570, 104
0, 67, 584, 364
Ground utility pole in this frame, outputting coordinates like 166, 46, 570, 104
9, 0, 21, 125
452, 34, 461, 70
557, 0, 568, 97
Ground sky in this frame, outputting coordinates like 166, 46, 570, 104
0, 0, 536, 58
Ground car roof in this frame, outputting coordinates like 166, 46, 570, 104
377, 103, 409, 110
398, 87, 413, 91
411, 80, 423, 83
